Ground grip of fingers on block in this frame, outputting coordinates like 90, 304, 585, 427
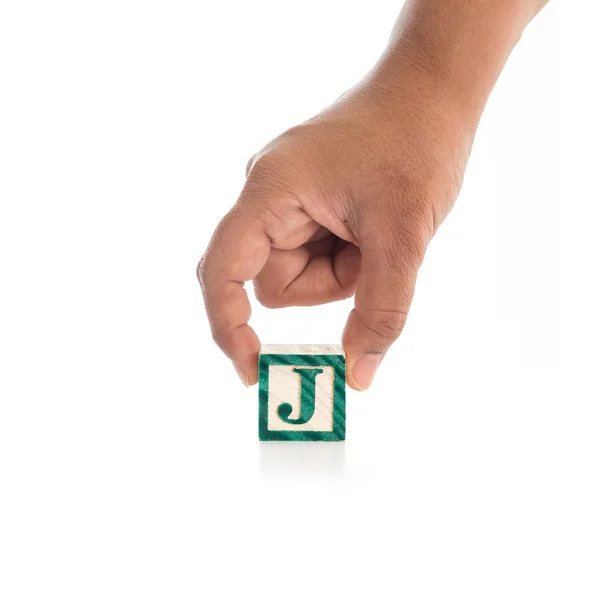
258, 344, 346, 441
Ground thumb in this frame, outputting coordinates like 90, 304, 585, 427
342, 230, 425, 391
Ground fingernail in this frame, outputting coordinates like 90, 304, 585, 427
233, 363, 249, 387
351, 354, 382, 390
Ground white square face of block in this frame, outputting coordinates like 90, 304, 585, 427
267, 365, 334, 432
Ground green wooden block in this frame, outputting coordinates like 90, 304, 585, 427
258, 344, 346, 441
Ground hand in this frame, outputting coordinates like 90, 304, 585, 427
198, 44, 479, 391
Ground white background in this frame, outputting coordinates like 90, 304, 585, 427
1, 1, 598, 598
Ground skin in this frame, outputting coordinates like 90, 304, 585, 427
198, 0, 549, 390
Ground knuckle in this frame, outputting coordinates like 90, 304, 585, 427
392, 220, 429, 264
243, 142, 309, 199
244, 152, 283, 186
196, 249, 218, 292
245, 150, 283, 181
211, 327, 229, 349
357, 308, 408, 343
365, 167, 438, 251
372, 202, 431, 269
241, 155, 297, 217
196, 254, 207, 285
245, 154, 257, 178
370, 221, 427, 278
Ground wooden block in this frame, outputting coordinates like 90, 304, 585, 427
258, 344, 346, 441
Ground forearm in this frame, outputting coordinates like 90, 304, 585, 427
369, 0, 549, 133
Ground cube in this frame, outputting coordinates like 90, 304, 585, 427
258, 344, 346, 441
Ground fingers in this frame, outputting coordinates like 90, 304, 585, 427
254, 239, 360, 307
200, 148, 341, 385
198, 206, 271, 386
343, 227, 427, 391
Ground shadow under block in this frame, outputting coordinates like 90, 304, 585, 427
258, 344, 346, 441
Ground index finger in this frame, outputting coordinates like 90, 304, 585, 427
198, 205, 271, 385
